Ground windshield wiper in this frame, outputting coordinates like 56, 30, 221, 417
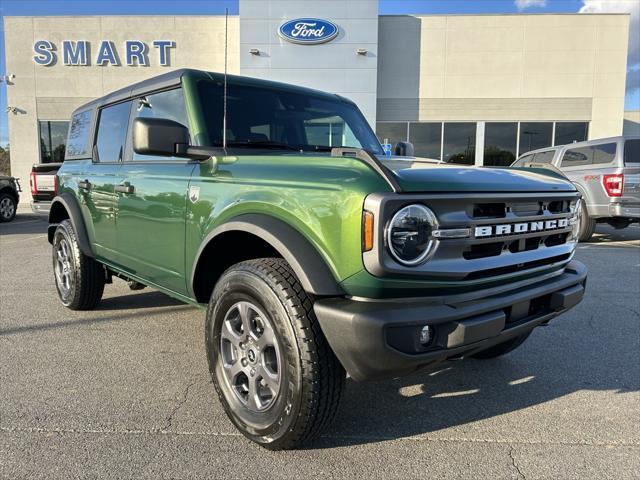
226, 141, 301, 151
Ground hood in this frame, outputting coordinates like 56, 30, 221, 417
380, 159, 575, 193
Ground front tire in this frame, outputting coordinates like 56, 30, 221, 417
52, 219, 105, 310
0, 193, 17, 222
205, 258, 345, 450
577, 199, 596, 242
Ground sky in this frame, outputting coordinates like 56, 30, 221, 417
1, 0, 639, 146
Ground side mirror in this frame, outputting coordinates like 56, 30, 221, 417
394, 141, 415, 157
132, 117, 190, 157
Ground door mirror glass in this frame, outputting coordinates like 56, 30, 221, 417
132, 117, 189, 157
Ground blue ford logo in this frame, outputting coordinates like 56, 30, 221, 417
278, 18, 339, 45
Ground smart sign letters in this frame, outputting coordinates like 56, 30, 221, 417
33, 40, 175, 66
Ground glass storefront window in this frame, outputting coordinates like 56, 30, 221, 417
443, 123, 476, 164
518, 122, 552, 155
484, 122, 517, 166
554, 122, 589, 146
39, 121, 69, 163
376, 122, 407, 149
409, 122, 442, 160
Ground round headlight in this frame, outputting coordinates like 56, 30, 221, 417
386, 204, 439, 265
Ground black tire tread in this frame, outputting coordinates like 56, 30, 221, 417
578, 200, 596, 242
55, 220, 105, 310
0, 192, 17, 222
211, 258, 345, 450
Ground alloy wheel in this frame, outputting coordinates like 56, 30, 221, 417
54, 237, 73, 296
219, 301, 282, 412
0, 197, 15, 220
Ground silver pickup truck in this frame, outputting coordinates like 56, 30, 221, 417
513, 136, 639, 241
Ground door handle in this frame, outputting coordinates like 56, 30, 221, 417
115, 184, 135, 194
78, 180, 91, 190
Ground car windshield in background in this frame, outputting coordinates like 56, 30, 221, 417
512, 150, 554, 167
624, 139, 640, 165
198, 80, 383, 154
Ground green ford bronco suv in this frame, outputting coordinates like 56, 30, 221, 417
48, 69, 587, 449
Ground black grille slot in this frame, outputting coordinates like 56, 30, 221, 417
548, 200, 570, 214
544, 233, 569, 247
465, 253, 571, 280
463, 242, 503, 260
511, 202, 542, 216
473, 203, 505, 219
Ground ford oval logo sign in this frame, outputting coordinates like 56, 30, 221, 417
278, 18, 339, 45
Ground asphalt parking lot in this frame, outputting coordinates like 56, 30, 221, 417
1, 210, 639, 479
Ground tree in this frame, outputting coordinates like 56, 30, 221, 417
0, 145, 10, 176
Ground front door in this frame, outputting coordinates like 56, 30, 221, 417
79, 101, 130, 263
115, 88, 195, 295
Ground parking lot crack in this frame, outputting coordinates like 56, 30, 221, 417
162, 381, 196, 432
508, 444, 526, 480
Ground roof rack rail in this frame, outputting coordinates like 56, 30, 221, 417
331, 147, 401, 193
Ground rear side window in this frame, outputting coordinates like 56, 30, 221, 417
66, 110, 93, 158
532, 150, 555, 164
132, 88, 190, 161
512, 154, 532, 167
561, 147, 593, 167
592, 143, 617, 165
624, 139, 640, 165
95, 102, 131, 162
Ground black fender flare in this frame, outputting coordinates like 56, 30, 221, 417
191, 214, 344, 297
48, 193, 94, 257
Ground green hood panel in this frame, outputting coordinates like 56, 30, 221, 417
382, 162, 575, 193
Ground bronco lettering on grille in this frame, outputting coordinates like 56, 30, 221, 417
474, 218, 569, 238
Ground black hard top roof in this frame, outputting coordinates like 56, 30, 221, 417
72, 68, 343, 115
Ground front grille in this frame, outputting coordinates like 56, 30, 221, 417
465, 253, 572, 280
363, 191, 579, 282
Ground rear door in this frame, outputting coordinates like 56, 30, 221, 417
79, 102, 129, 262
115, 87, 196, 295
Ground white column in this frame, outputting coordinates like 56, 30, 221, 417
475, 121, 485, 166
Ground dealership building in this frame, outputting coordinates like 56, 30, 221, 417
3, 0, 634, 203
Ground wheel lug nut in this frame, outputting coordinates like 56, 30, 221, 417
250, 368, 255, 376
241, 358, 248, 367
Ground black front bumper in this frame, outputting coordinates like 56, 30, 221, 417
314, 261, 587, 381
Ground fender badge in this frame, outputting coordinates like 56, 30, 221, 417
188, 186, 200, 203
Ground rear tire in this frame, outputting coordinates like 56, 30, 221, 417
471, 332, 531, 359
578, 199, 596, 242
52, 219, 105, 310
205, 258, 345, 450
0, 193, 17, 222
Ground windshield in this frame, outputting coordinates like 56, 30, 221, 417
197, 80, 383, 154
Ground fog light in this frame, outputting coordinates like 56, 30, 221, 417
419, 325, 434, 345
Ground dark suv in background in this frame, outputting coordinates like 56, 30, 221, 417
0, 176, 21, 222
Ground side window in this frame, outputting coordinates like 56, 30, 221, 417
624, 139, 640, 165
532, 150, 555, 164
303, 116, 361, 149
95, 102, 132, 162
561, 146, 593, 168
512, 154, 533, 167
592, 143, 617, 165
132, 88, 189, 161
66, 110, 93, 158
